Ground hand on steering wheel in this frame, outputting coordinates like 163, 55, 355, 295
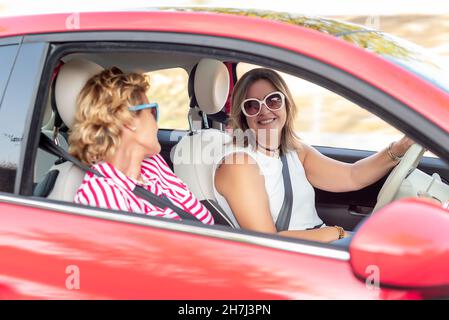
373, 143, 425, 213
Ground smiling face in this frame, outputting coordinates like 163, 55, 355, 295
244, 79, 287, 148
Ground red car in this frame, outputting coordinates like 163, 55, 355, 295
0, 8, 449, 300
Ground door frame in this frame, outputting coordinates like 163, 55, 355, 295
8, 31, 449, 260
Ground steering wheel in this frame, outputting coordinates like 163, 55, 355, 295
373, 143, 426, 213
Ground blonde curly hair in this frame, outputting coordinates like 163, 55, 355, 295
69, 67, 150, 165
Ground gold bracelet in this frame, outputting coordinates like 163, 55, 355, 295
388, 142, 402, 162
334, 226, 345, 240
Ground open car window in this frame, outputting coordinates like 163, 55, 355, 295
28, 40, 449, 253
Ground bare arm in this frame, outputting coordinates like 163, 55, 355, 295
215, 153, 344, 243
301, 136, 414, 192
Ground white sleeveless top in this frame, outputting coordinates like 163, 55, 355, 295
212, 145, 324, 230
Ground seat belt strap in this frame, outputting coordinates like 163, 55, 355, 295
275, 153, 294, 232
39, 133, 201, 222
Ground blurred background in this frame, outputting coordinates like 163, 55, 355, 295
2, 0, 448, 154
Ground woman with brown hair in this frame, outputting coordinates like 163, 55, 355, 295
213, 68, 413, 242
70, 67, 214, 225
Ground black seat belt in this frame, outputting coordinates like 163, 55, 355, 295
39, 132, 201, 223
275, 153, 294, 232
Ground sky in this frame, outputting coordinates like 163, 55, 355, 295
1, 0, 449, 16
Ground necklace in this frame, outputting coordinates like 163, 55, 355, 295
257, 143, 281, 159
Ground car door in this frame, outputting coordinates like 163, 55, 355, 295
0, 36, 368, 300
5, 192, 418, 299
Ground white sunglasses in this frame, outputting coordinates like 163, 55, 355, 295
241, 91, 285, 117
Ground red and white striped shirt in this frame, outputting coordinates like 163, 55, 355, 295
74, 154, 214, 225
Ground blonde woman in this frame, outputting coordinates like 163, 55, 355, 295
213, 68, 413, 242
70, 67, 214, 225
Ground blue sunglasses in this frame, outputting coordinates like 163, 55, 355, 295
128, 103, 159, 122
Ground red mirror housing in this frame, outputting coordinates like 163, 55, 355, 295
350, 198, 449, 294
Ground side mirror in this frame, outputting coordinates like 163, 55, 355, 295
350, 198, 449, 297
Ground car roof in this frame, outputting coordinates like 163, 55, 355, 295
0, 7, 374, 37
1, 8, 449, 133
